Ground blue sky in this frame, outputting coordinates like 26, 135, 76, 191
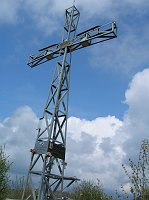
0, 0, 148, 120
0, 0, 149, 195
0, 0, 149, 120
0, 0, 133, 119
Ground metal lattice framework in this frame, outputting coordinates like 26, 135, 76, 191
22, 5, 117, 200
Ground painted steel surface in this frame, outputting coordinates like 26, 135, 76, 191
22, 5, 117, 200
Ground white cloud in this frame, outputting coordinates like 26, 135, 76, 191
0, 106, 38, 176
67, 116, 122, 142
77, 0, 113, 18
1, 0, 149, 32
65, 116, 124, 190
125, 69, 149, 114
120, 69, 149, 159
23, 0, 64, 35
0, 68, 149, 192
65, 69, 149, 190
0, 106, 123, 191
0, 0, 22, 24
126, 0, 148, 5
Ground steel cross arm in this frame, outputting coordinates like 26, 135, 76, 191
30, 170, 79, 181
28, 21, 117, 68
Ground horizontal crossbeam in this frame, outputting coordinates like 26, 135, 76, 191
28, 21, 117, 67
30, 171, 79, 181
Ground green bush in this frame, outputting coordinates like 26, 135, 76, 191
121, 139, 149, 200
70, 179, 113, 200
0, 146, 10, 199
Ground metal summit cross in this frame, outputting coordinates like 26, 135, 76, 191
22, 5, 117, 200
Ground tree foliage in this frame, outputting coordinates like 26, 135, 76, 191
121, 139, 149, 200
70, 179, 112, 200
0, 146, 10, 199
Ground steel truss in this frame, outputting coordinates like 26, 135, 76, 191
22, 5, 117, 200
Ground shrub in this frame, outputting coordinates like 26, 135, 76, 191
0, 146, 10, 199
121, 139, 149, 200
71, 179, 113, 200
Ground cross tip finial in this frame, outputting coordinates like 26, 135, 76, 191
73, 0, 76, 6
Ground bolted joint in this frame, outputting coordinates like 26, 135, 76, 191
30, 148, 36, 154
45, 152, 52, 157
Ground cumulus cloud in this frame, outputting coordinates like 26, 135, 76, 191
0, 0, 149, 31
67, 116, 122, 142
66, 116, 124, 190
0, 0, 22, 24
0, 0, 72, 33
66, 69, 149, 189
0, 106, 38, 176
121, 69, 149, 159
0, 68, 149, 192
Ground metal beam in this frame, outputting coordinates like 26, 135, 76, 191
22, 4, 117, 200
27, 21, 117, 68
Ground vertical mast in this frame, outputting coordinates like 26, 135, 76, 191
22, 6, 80, 200
22, 3, 117, 200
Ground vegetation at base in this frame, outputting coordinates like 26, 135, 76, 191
7, 179, 112, 200
2, 139, 149, 200
118, 139, 149, 200
8, 176, 32, 199
69, 179, 113, 200
0, 146, 10, 200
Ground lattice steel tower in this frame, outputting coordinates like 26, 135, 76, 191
22, 4, 117, 200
